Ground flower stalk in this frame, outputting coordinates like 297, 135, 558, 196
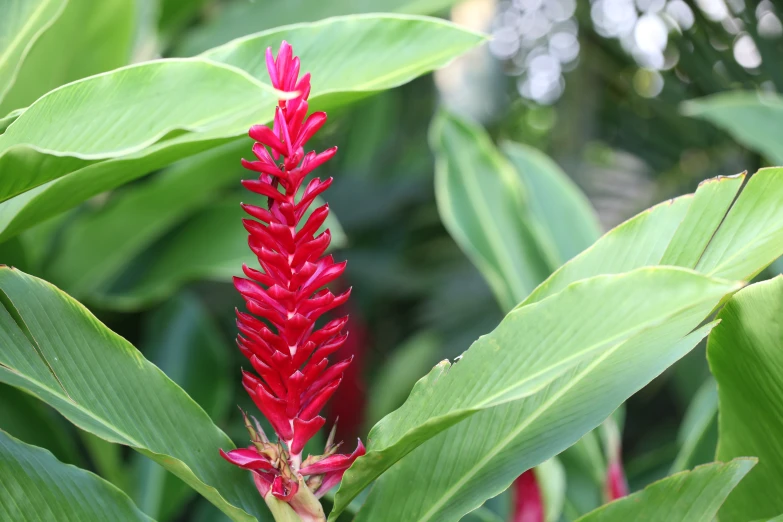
219, 41, 364, 521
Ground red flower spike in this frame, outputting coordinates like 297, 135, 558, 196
219, 41, 364, 516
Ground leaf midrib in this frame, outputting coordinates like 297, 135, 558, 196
0, 360, 141, 447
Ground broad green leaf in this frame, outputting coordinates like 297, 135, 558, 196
683, 91, 783, 165
576, 459, 755, 522
669, 378, 718, 474
0, 429, 152, 521
708, 276, 783, 521
177, 0, 464, 56
0, 59, 275, 201
350, 316, 719, 521
131, 294, 232, 520
0, 0, 135, 115
660, 174, 744, 267
695, 169, 783, 281
522, 168, 783, 306
0, 382, 81, 466
0, 267, 267, 522
432, 111, 552, 311
502, 142, 601, 266
347, 169, 783, 520
44, 141, 345, 309
0, 0, 66, 106
78, 194, 345, 311
0, 107, 24, 134
45, 141, 247, 298
199, 15, 485, 100
332, 268, 740, 520
0, 14, 484, 242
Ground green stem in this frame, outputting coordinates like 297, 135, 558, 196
265, 494, 304, 522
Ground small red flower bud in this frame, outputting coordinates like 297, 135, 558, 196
605, 459, 629, 501
512, 469, 544, 522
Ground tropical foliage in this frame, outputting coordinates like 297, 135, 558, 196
2, 1, 783, 521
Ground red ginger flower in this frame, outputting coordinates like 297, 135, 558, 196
220, 41, 365, 519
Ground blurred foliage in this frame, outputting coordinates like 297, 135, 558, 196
3, 0, 783, 520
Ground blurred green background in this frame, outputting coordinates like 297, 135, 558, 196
2, 0, 782, 520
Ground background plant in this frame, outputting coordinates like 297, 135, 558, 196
2, 1, 783, 521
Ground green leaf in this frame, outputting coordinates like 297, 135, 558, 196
365, 331, 441, 431
521, 168, 783, 306
332, 267, 740, 520
0, 429, 152, 521
669, 378, 718, 474
561, 429, 606, 489
433, 115, 598, 522
345, 167, 783, 520
43, 141, 345, 309
350, 317, 720, 521
177, 0, 465, 56
660, 174, 744, 267
0, 0, 135, 115
0, 59, 275, 200
44, 141, 248, 299
694, 170, 783, 281
80, 430, 131, 494
0, 14, 484, 242
502, 142, 601, 266
575, 459, 756, 522
683, 92, 783, 165
538, 457, 567, 522
0, 382, 81, 466
0, 0, 66, 106
198, 15, 485, 103
78, 193, 345, 311
432, 111, 552, 311
462, 506, 504, 522
0, 107, 24, 133
707, 276, 783, 521
130, 293, 232, 520
0, 267, 266, 522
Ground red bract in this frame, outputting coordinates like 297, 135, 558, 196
511, 469, 544, 522
605, 458, 629, 501
603, 420, 629, 502
220, 41, 364, 518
